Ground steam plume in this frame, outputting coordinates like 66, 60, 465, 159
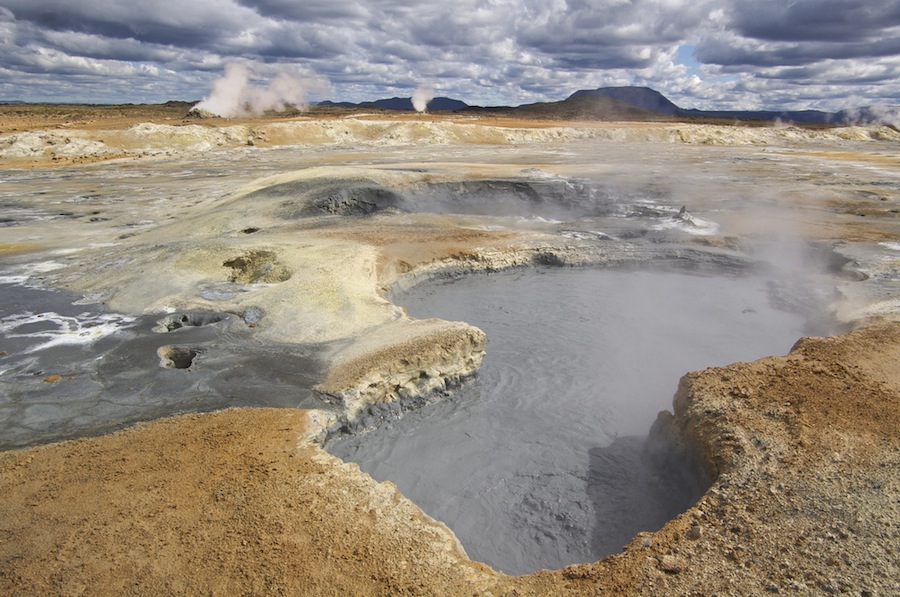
412, 84, 435, 112
841, 104, 900, 129
193, 63, 319, 117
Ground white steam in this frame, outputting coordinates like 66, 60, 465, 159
412, 84, 435, 112
843, 104, 900, 129
193, 63, 321, 118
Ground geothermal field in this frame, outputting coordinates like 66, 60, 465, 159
0, 106, 898, 594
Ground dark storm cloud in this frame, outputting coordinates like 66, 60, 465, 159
0, 0, 897, 109
255, 22, 352, 60
695, 33, 900, 68
696, 0, 900, 69
235, 0, 369, 22
752, 63, 899, 85
522, 0, 707, 46
38, 31, 182, 64
728, 0, 900, 43
515, 0, 710, 70
1, 0, 255, 48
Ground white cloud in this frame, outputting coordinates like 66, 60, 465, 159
0, 0, 897, 111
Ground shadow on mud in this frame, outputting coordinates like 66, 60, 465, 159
587, 434, 707, 557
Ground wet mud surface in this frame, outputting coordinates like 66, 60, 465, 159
329, 267, 826, 574
0, 279, 324, 449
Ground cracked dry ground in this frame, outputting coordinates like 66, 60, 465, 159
0, 321, 897, 595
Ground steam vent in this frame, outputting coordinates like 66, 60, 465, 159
1, 105, 899, 595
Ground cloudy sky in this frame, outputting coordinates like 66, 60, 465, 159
1, 0, 899, 111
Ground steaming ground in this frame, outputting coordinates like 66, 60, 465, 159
0, 107, 899, 594
192, 62, 324, 118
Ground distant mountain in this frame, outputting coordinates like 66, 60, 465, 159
568, 86, 830, 122
463, 94, 667, 121
315, 100, 357, 108
433, 98, 469, 111
311, 87, 898, 126
568, 86, 683, 116
366, 97, 415, 110
316, 97, 469, 111
678, 107, 835, 124
566, 86, 899, 126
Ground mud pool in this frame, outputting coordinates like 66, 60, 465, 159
0, 277, 322, 449
328, 266, 828, 574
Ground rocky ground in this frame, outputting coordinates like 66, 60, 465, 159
0, 105, 898, 595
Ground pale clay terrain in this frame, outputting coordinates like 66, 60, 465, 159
0, 109, 898, 595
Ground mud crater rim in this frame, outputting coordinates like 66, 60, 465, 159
157, 345, 202, 369
153, 311, 229, 333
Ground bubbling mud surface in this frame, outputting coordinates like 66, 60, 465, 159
329, 266, 828, 574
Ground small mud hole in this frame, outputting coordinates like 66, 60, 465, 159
157, 346, 201, 369
154, 311, 227, 333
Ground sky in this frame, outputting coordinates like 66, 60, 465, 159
1, 0, 899, 111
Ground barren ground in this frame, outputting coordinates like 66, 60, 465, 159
0, 104, 898, 595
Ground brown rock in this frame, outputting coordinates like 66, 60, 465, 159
659, 555, 688, 574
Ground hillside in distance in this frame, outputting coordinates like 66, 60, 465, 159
568, 87, 683, 115
461, 93, 670, 121
316, 97, 468, 111
6, 88, 894, 128
317, 86, 898, 127
566, 87, 899, 126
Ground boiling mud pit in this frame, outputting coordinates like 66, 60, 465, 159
329, 265, 828, 574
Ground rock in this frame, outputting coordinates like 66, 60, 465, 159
658, 555, 688, 574
687, 523, 703, 540
241, 306, 264, 325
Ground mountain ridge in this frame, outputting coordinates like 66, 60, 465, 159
316, 97, 468, 111
316, 87, 898, 126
